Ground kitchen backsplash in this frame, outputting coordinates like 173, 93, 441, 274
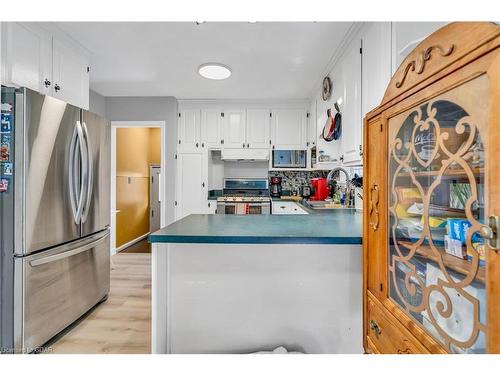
268, 170, 328, 193
268, 167, 363, 194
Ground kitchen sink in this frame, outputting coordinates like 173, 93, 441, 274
304, 200, 355, 210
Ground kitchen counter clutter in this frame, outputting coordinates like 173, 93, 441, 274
149, 209, 362, 245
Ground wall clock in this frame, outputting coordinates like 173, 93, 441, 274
322, 76, 332, 101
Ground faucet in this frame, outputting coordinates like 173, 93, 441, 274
327, 167, 353, 207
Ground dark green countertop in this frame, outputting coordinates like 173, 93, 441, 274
149, 210, 362, 245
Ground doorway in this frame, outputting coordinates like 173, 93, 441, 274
110, 121, 165, 254
149, 165, 161, 233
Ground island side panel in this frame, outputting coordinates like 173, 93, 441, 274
153, 242, 363, 354
152, 243, 170, 354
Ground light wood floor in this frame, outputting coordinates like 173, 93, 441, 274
48, 253, 151, 354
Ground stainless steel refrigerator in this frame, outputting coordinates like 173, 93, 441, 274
1, 86, 110, 353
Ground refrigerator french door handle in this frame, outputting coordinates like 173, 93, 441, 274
68, 126, 77, 222
75, 121, 88, 224
68, 125, 79, 223
29, 229, 110, 267
81, 121, 93, 223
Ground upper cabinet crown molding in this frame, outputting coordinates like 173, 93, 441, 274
1, 22, 90, 109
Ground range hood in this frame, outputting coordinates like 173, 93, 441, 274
221, 148, 270, 161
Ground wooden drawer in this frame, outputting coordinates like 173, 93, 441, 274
366, 296, 430, 354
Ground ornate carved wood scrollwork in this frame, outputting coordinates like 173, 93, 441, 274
395, 44, 455, 88
397, 340, 413, 354
389, 98, 486, 352
369, 184, 380, 231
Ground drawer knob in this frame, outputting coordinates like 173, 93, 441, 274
370, 319, 381, 336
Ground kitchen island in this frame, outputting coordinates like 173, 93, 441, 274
149, 210, 363, 354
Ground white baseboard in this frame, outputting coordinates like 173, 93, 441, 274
115, 232, 150, 253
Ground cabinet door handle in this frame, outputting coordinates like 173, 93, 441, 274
196, 142, 199, 148
243, 143, 245, 148
202, 142, 205, 148
369, 184, 379, 231
202, 182, 205, 188
247, 143, 249, 148
370, 320, 381, 336
481, 215, 500, 250
208, 202, 211, 207
54, 84, 61, 92
44, 78, 51, 87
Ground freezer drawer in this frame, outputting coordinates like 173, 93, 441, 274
16, 229, 110, 352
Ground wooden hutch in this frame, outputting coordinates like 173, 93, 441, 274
363, 22, 500, 353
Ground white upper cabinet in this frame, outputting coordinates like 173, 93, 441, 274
2, 23, 52, 95
178, 104, 308, 154
201, 109, 223, 148
362, 22, 392, 117
222, 109, 246, 148
52, 38, 90, 109
246, 109, 271, 149
391, 22, 448, 75
307, 101, 317, 148
178, 109, 202, 151
271, 109, 306, 150
338, 38, 362, 166
1, 22, 90, 109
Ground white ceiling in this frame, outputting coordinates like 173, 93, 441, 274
56, 22, 353, 100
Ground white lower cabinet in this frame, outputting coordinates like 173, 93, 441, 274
206, 200, 218, 214
175, 151, 208, 221
271, 201, 308, 215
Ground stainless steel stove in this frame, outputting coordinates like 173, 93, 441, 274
217, 178, 271, 215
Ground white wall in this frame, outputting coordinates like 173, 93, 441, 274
89, 90, 106, 118
105, 96, 178, 226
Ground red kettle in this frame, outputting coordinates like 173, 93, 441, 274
310, 178, 329, 201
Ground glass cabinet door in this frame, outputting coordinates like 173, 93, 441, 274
387, 75, 489, 353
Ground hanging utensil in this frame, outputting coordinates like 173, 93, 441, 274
332, 102, 342, 140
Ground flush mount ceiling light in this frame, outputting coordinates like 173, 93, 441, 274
198, 63, 231, 80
